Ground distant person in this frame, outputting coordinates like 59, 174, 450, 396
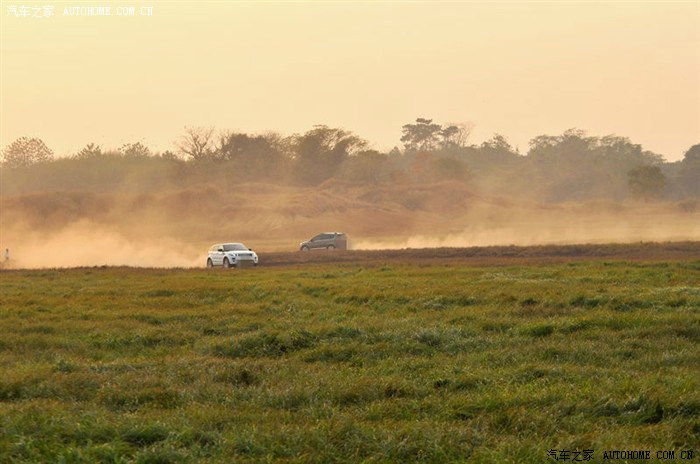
4, 248, 8, 262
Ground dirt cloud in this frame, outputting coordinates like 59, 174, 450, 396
1, 183, 698, 268
2, 220, 201, 268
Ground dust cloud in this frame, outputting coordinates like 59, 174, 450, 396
1, 220, 202, 269
352, 209, 700, 250
1, 184, 698, 268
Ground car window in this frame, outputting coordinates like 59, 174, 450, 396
312, 234, 323, 241
223, 244, 247, 251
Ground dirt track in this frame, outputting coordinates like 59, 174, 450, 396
2, 242, 698, 271
258, 241, 700, 267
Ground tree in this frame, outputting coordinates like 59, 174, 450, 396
340, 150, 388, 184
176, 126, 215, 160
215, 131, 286, 174
400, 118, 443, 152
293, 126, 367, 184
2, 137, 54, 167
159, 150, 179, 160
74, 143, 103, 159
683, 144, 700, 164
217, 132, 272, 161
480, 134, 518, 160
525, 129, 646, 201
440, 122, 473, 149
528, 129, 593, 162
119, 142, 151, 157
628, 165, 666, 201
677, 144, 700, 197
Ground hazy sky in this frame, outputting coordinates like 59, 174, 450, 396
1, 1, 698, 161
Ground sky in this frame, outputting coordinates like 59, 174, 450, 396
1, 1, 699, 161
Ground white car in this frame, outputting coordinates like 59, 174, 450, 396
206, 243, 258, 268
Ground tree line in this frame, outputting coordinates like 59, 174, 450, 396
2, 119, 698, 202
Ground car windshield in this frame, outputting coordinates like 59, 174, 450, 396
223, 244, 247, 251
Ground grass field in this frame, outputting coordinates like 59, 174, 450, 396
1, 250, 699, 462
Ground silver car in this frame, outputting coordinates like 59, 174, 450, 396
299, 232, 348, 251
206, 243, 258, 268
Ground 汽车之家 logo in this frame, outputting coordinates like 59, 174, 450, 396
6, 5, 54, 17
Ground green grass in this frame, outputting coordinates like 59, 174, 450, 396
1, 261, 699, 463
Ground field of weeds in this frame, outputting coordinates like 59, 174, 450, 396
1, 258, 699, 462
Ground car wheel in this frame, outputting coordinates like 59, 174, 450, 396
327, 245, 336, 250
223, 257, 231, 268
301, 246, 309, 251
206, 258, 213, 268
